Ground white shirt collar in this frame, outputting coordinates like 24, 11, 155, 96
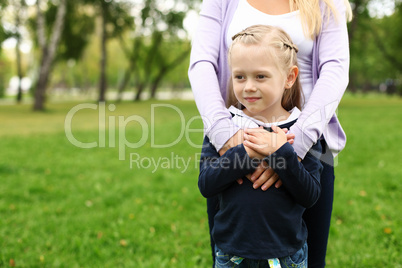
228, 105, 301, 129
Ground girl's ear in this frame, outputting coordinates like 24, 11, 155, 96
285, 66, 299, 89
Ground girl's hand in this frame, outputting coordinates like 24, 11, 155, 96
244, 127, 295, 190
243, 125, 287, 157
221, 127, 295, 187
243, 141, 266, 160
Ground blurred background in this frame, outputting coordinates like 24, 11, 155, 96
0, 0, 402, 267
0, 0, 200, 108
0, 0, 400, 106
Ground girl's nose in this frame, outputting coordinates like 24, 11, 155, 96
244, 80, 257, 92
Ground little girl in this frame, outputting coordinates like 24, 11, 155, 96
198, 25, 323, 268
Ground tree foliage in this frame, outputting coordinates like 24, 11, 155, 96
57, 1, 94, 61
348, 0, 402, 93
2, 0, 402, 104
115, 0, 195, 101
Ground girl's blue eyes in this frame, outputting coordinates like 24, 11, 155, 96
234, 75, 266, 79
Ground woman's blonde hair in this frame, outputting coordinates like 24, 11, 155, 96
227, 25, 303, 111
291, 0, 353, 39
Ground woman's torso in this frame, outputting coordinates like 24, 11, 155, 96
226, 0, 314, 105
211, 1, 315, 259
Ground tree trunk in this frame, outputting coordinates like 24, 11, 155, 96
117, 68, 131, 102
98, 4, 108, 102
33, 48, 50, 110
150, 75, 163, 99
135, 82, 145, 101
33, 0, 67, 111
15, 18, 23, 103
149, 48, 190, 99
117, 57, 137, 102
116, 38, 141, 102
133, 33, 162, 101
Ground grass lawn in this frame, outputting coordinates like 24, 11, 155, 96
0, 94, 401, 267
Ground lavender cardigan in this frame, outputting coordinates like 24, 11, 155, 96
188, 0, 349, 159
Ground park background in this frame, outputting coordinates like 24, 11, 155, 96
0, 0, 401, 267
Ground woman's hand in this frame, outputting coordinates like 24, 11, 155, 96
245, 161, 282, 190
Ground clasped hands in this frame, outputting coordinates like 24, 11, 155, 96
219, 126, 295, 191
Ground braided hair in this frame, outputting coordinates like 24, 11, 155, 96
227, 25, 303, 111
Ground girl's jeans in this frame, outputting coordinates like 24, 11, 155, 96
215, 242, 308, 268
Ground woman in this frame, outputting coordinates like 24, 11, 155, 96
188, 1, 352, 267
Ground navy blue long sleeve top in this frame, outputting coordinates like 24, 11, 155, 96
198, 119, 323, 259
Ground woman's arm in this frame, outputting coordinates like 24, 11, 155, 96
290, 0, 350, 159
188, 0, 240, 152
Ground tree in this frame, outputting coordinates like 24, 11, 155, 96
116, 0, 196, 101
0, 0, 27, 101
0, 0, 9, 45
81, 0, 133, 102
372, 1, 402, 94
57, 1, 95, 62
98, 0, 108, 102
348, 0, 372, 92
9, 0, 27, 103
348, 0, 402, 94
146, 9, 192, 100
371, 2, 402, 69
14, 1, 24, 102
149, 39, 191, 99
33, 0, 67, 110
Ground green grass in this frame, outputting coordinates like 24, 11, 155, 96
328, 93, 402, 267
0, 95, 401, 267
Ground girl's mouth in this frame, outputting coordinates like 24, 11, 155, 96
244, 97, 261, 103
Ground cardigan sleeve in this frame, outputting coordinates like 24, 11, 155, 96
188, 0, 240, 152
290, 0, 350, 159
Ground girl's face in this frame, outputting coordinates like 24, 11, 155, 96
230, 43, 289, 122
